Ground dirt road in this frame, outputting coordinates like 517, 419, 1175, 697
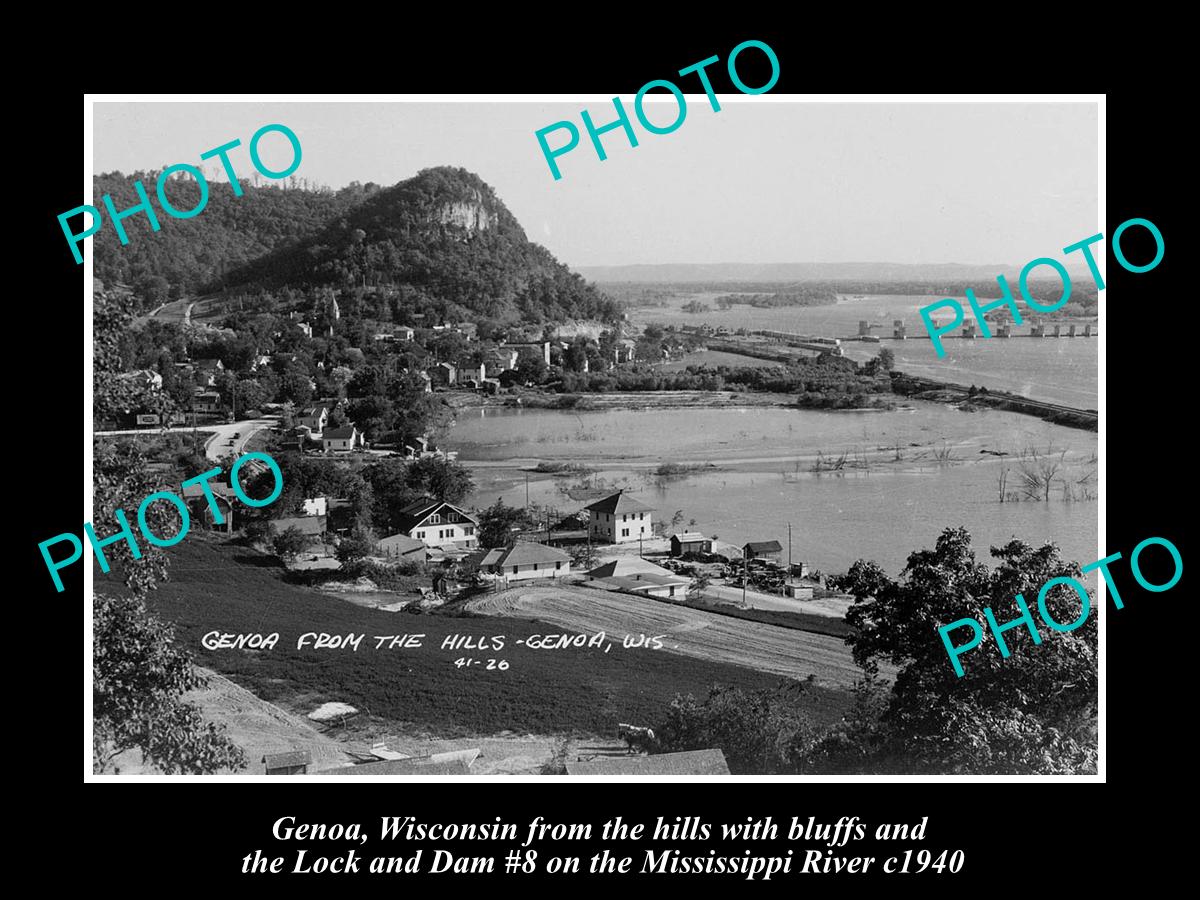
469, 584, 880, 687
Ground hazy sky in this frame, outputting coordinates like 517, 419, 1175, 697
93, 100, 1098, 270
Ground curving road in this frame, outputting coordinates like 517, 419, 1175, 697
94, 416, 277, 461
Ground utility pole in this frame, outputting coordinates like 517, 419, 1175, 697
525, 472, 530, 509
742, 547, 748, 607
788, 522, 792, 573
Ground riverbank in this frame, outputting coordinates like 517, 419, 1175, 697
441, 375, 1095, 429
890, 373, 1098, 431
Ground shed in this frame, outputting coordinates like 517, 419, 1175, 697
670, 532, 712, 557
743, 540, 783, 562
263, 749, 312, 775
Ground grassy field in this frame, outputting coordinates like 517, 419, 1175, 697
678, 596, 855, 639
102, 537, 852, 737
659, 350, 785, 371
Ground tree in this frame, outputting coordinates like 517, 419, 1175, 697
91, 430, 244, 774
655, 684, 818, 774
824, 527, 1096, 774
515, 354, 548, 385
336, 525, 377, 564
687, 572, 711, 601
271, 525, 310, 561
93, 594, 248, 774
406, 456, 474, 503
876, 348, 895, 371
477, 498, 530, 548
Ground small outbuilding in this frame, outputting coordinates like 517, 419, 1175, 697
743, 540, 783, 563
670, 532, 711, 557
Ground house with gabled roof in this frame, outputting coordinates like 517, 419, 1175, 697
583, 490, 654, 543
395, 499, 479, 550
478, 542, 571, 583
297, 405, 330, 432
321, 424, 363, 452
582, 557, 690, 598
743, 540, 783, 563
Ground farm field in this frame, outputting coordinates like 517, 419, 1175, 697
101, 538, 853, 741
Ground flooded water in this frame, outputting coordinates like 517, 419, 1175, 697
453, 404, 1099, 577
625, 293, 1098, 408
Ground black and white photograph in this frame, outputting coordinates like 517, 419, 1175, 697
82, 96, 1102, 779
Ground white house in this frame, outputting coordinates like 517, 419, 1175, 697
583, 491, 655, 543
396, 499, 479, 550
458, 361, 487, 383
301, 496, 328, 517
297, 405, 330, 432
478, 542, 571, 583
321, 425, 362, 452
583, 558, 690, 598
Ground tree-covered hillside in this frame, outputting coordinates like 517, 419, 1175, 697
221, 167, 618, 325
92, 173, 380, 305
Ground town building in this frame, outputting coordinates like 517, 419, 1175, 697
504, 340, 552, 366
378, 533, 428, 560
394, 499, 479, 550
297, 405, 330, 432
271, 516, 327, 541
487, 347, 520, 371
321, 425, 363, 452
458, 361, 487, 383
477, 542, 572, 583
193, 358, 225, 387
583, 491, 654, 543
583, 558, 690, 598
192, 390, 223, 414
428, 362, 457, 387
743, 540, 784, 563
670, 532, 711, 556
182, 480, 236, 533
301, 497, 327, 517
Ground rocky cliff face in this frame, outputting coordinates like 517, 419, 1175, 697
436, 191, 496, 233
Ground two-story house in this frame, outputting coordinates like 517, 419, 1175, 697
583, 491, 655, 543
297, 405, 330, 432
395, 499, 479, 550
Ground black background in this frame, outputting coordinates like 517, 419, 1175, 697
33, 26, 1181, 891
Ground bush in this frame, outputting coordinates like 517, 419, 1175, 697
271, 526, 309, 561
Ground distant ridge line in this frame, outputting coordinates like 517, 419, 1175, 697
576, 261, 1093, 283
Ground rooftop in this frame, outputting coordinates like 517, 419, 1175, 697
586, 558, 675, 580
566, 749, 730, 776
744, 540, 783, 554
583, 491, 656, 516
671, 532, 708, 543
490, 542, 572, 567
